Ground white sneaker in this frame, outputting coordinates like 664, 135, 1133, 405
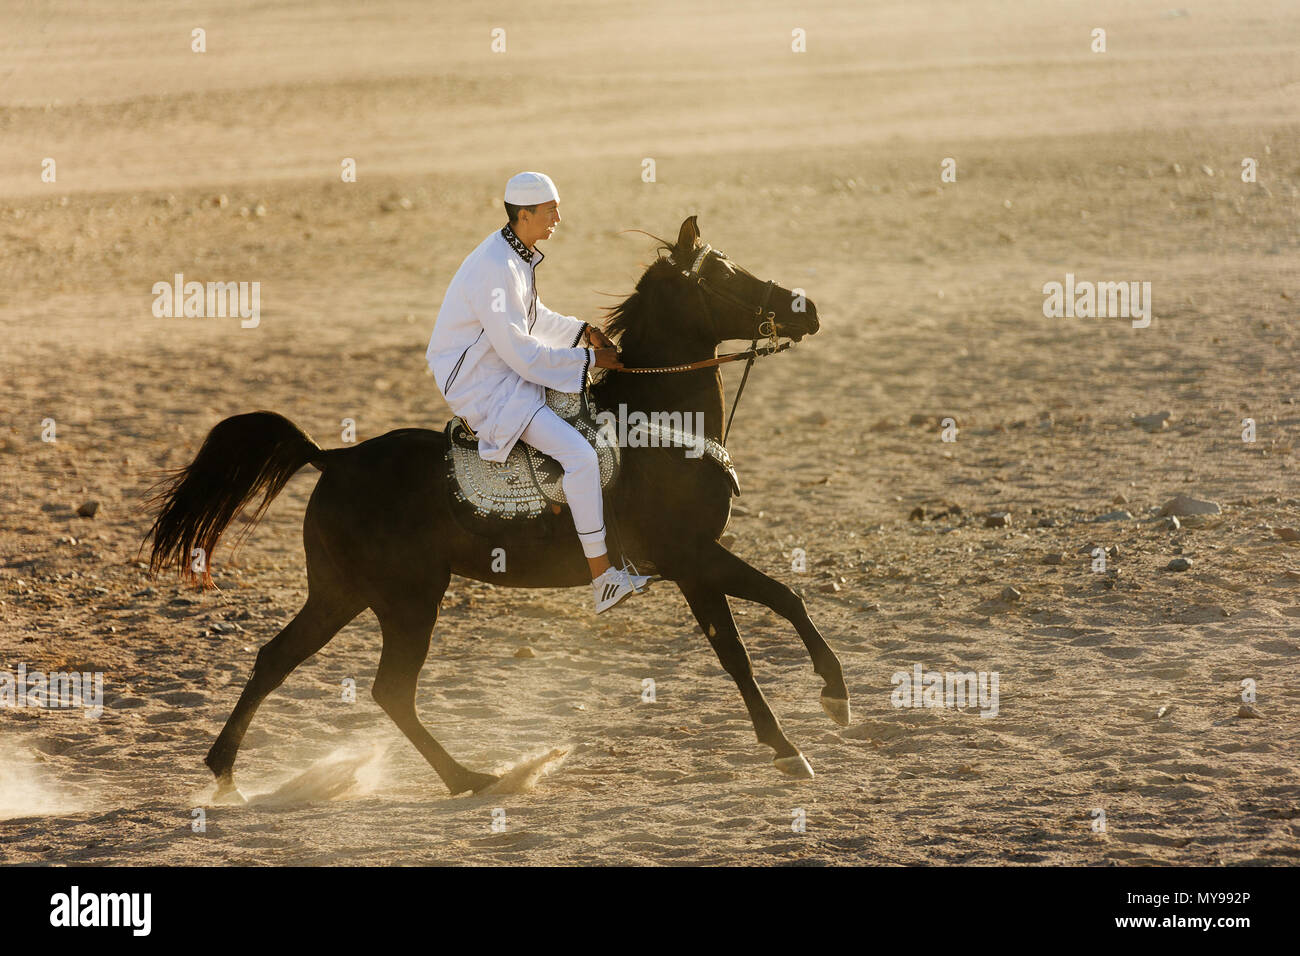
593, 566, 652, 614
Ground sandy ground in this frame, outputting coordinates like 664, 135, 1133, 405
1, 0, 1298, 865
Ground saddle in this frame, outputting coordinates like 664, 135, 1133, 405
444, 389, 621, 522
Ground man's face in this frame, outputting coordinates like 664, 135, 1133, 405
519, 200, 560, 243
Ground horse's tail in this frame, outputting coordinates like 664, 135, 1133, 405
141, 411, 328, 589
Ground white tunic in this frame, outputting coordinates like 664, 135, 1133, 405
427, 225, 593, 462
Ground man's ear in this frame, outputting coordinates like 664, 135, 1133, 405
675, 215, 700, 256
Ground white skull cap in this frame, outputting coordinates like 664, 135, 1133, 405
504, 171, 559, 205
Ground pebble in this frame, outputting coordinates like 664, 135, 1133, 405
985, 512, 1011, 528
513, 646, 536, 659
1164, 515, 1181, 531
1159, 494, 1221, 517
77, 500, 99, 518
1133, 410, 1172, 431
1273, 527, 1300, 542
1093, 510, 1133, 522
1237, 704, 1263, 719
1001, 585, 1022, 602
1041, 553, 1064, 565
1167, 557, 1193, 571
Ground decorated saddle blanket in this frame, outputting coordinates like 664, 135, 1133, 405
444, 388, 621, 520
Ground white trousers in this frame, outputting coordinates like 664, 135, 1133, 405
521, 404, 606, 559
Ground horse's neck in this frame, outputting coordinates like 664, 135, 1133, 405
596, 344, 726, 443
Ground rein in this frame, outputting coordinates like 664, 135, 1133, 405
611, 244, 793, 445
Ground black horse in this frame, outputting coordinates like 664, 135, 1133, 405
144, 215, 849, 800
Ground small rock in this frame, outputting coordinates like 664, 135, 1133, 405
1164, 515, 1181, 531
132, 586, 156, 597
1111, 493, 1129, 505
1106, 545, 1120, 559
819, 581, 842, 594
859, 602, 881, 613
908, 506, 926, 521
1156, 704, 1174, 718
1283, 570, 1300, 581
1167, 557, 1193, 571
1042, 553, 1064, 566
1001, 585, 1022, 602
1093, 510, 1133, 522
77, 500, 99, 518
985, 512, 1011, 528
804, 410, 829, 426
1159, 495, 1221, 517
1133, 410, 1172, 431
1237, 704, 1263, 719
719, 533, 736, 547
513, 646, 536, 659
1273, 527, 1300, 542
1037, 517, 1057, 528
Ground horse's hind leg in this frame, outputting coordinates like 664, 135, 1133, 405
371, 587, 499, 796
677, 579, 813, 779
206, 592, 364, 799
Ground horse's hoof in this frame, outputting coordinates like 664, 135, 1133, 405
212, 778, 247, 805
468, 773, 502, 796
821, 695, 851, 727
774, 753, 815, 779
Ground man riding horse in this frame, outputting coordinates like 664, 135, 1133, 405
425, 171, 652, 613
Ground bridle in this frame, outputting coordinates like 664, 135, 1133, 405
614, 243, 797, 444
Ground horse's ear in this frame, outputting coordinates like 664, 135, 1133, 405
675, 215, 700, 253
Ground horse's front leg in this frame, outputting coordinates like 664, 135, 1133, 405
695, 540, 850, 727
676, 578, 814, 779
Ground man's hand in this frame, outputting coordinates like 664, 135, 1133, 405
584, 325, 615, 349
593, 347, 623, 370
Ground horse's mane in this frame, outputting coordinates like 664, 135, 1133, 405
600, 229, 689, 339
